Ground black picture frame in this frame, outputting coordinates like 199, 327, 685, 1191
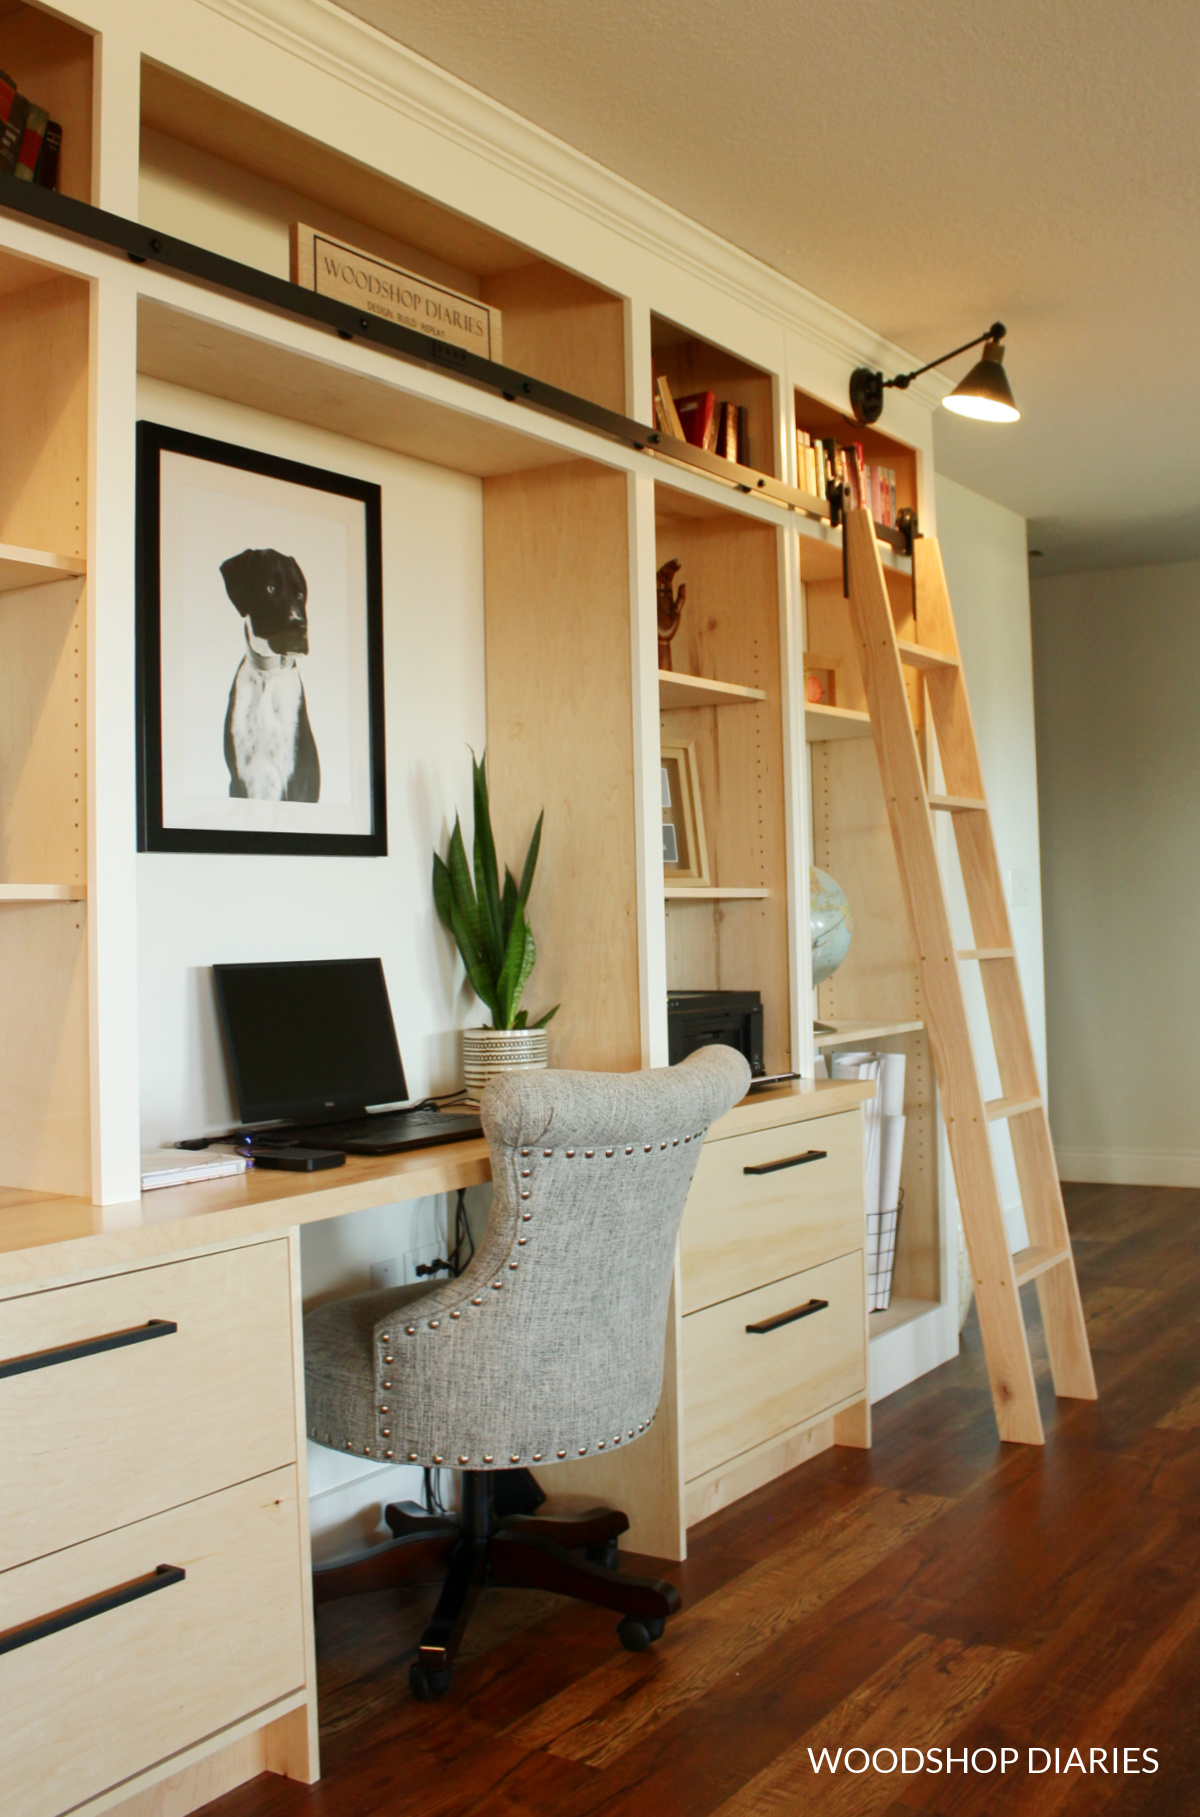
136, 420, 387, 856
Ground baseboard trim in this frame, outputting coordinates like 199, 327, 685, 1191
1057, 1148, 1200, 1189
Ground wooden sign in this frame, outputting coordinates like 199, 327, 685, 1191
290, 224, 502, 361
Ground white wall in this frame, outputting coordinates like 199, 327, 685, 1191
1032, 559, 1200, 1186
935, 476, 1045, 1251
136, 375, 488, 1548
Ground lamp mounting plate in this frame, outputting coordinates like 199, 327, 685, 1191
849, 366, 884, 427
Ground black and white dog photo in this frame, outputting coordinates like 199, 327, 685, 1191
219, 547, 321, 802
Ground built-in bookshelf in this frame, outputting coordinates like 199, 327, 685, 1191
0, 2, 93, 202
138, 62, 629, 417
0, 0, 953, 1395
794, 383, 919, 534
656, 480, 793, 1077
651, 313, 777, 478
0, 237, 89, 1197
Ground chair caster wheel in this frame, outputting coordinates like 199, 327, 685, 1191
586, 1539, 620, 1571
409, 1661, 453, 1701
617, 1614, 666, 1652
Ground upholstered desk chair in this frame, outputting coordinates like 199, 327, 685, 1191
304, 1044, 749, 1699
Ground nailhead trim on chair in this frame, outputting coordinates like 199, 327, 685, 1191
359, 1127, 706, 1468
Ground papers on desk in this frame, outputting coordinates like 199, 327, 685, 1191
141, 1147, 249, 1191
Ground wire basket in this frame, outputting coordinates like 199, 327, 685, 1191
867, 1188, 904, 1314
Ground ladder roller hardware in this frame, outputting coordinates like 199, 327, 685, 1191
843, 509, 1096, 1444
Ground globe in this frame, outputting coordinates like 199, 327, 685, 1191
810, 866, 853, 984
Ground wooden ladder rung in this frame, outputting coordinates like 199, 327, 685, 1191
896, 638, 959, 672
985, 1095, 1044, 1122
929, 794, 987, 813
957, 948, 1015, 960
1013, 1245, 1071, 1286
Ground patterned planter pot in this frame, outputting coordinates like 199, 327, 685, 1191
462, 1027, 549, 1101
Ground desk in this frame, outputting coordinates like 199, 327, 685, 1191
0, 1078, 868, 1817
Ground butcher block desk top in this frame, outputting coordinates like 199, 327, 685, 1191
0, 1077, 871, 1294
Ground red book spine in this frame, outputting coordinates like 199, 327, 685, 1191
14, 103, 48, 181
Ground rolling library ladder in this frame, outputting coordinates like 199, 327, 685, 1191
843, 508, 1096, 1444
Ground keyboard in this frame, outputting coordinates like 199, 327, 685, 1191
259, 1107, 483, 1155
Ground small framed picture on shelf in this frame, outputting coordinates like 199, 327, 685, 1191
661, 741, 709, 886
136, 421, 386, 856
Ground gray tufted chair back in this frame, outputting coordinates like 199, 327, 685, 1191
304, 1045, 750, 1471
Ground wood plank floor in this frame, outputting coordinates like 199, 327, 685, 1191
210, 1184, 1200, 1816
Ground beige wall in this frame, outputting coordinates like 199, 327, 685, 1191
1032, 559, 1200, 1185
937, 476, 1044, 1248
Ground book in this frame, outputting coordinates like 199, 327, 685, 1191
14, 101, 48, 181
141, 1147, 249, 1192
35, 118, 61, 190
720, 399, 738, 464
674, 389, 717, 450
654, 373, 686, 440
290, 222, 503, 360
737, 405, 751, 472
0, 67, 15, 122
0, 92, 28, 176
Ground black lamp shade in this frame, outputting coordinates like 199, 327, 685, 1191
943, 341, 1019, 421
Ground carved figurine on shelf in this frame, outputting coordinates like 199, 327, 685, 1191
657, 559, 687, 670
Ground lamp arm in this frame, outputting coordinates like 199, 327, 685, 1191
887, 322, 1006, 391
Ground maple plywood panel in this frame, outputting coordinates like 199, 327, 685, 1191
0, 577, 86, 888
0, 3, 93, 203
0, 273, 88, 558
483, 462, 639, 1072
141, 61, 530, 280
657, 508, 790, 1074
481, 261, 627, 415
137, 299, 571, 480
0, 901, 90, 1197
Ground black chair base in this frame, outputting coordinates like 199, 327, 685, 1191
312, 1470, 681, 1699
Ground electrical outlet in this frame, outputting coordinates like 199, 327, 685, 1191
369, 1258, 400, 1291
1008, 867, 1032, 909
403, 1244, 445, 1284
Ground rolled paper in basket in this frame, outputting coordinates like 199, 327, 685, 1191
831, 1051, 883, 1222
879, 1114, 906, 1216
878, 1051, 906, 1119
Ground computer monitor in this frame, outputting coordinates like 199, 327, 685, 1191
212, 957, 407, 1124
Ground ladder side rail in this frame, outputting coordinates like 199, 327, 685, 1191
916, 535, 1096, 1406
844, 511, 1045, 1443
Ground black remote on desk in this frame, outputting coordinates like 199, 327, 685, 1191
249, 1146, 345, 1171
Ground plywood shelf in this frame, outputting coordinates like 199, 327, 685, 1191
664, 886, 770, 901
869, 1296, 941, 1338
804, 703, 871, 742
0, 884, 88, 902
0, 545, 86, 594
813, 1018, 924, 1051
659, 671, 765, 710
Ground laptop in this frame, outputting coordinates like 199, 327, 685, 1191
212, 957, 483, 1154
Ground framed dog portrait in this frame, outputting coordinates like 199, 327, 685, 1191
136, 421, 386, 855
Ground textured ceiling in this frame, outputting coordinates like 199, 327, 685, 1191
332, 0, 1200, 575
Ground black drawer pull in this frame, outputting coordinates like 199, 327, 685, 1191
746, 1298, 829, 1335
0, 1318, 178, 1381
0, 1564, 186, 1656
743, 1149, 827, 1176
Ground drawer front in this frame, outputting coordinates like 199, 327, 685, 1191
0, 1468, 306, 1817
681, 1111, 862, 1313
0, 1241, 296, 1570
682, 1250, 865, 1481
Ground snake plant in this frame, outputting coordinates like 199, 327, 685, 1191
432, 752, 558, 1031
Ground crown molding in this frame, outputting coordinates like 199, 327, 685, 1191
198, 0, 947, 413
